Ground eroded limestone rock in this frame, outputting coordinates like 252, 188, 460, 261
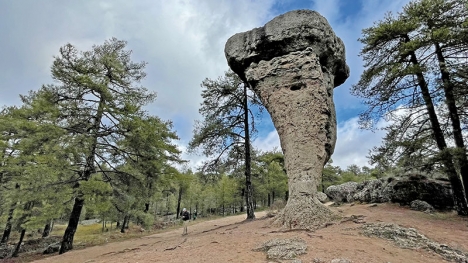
362, 223, 468, 262
225, 10, 349, 229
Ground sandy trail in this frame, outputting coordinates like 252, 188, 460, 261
32, 204, 468, 263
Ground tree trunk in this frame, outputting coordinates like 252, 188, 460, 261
434, 42, 468, 203
406, 37, 468, 215
121, 215, 128, 233
59, 195, 84, 254
176, 187, 183, 219
144, 203, 150, 213
12, 229, 26, 257
268, 193, 271, 207
125, 216, 130, 229
1, 207, 14, 244
243, 84, 255, 219
42, 222, 51, 238
60, 97, 105, 254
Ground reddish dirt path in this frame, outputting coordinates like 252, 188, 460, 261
32, 204, 468, 263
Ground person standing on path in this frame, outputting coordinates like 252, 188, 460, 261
181, 208, 190, 235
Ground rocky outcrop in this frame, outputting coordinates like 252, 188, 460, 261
362, 223, 468, 262
410, 200, 434, 213
317, 192, 328, 203
253, 237, 307, 261
225, 10, 349, 230
324, 182, 359, 203
325, 177, 453, 210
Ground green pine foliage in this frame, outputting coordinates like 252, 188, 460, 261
0, 38, 183, 253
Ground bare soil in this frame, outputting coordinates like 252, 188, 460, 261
29, 203, 468, 263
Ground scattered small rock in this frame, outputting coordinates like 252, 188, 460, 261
369, 203, 377, 207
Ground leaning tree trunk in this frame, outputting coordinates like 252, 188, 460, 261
12, 229, 26, 257
42, 222, 51, 238
121, 215, 129, 233
0, 207, 14, 244
176, 187, 183, 219
434, 42, 468, 203
60, 96, 105, 254
59, 193, 85, 254
405, 37, 468, 215
243, 83, 255, 219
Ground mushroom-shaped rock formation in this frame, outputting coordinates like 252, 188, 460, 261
225, 10, 349, 230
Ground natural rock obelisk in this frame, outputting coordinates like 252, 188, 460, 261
225, 10, 349, 229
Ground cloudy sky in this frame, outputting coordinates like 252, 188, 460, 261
0, 0, 412, 169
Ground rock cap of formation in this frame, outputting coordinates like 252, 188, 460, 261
225, 9, 349, 87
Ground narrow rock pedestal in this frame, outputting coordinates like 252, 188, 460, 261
225, 10, 349, 230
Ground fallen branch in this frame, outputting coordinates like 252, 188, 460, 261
164, 238, 187, 251
269, 228, 312, 234
307, 233, 323, 239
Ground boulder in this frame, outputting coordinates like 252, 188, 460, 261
410, 200, 434, 213
325, 177, 453, 210
325, 182, 359, 203
43, 242, 60, 255
317, 192, 328, 203
253, 237, 307, 260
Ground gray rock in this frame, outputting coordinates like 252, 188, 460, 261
317, 192, 328, 203
325, 176, 453, 210
361, 223, 468, 262
225, 10, 349, 86
254, 237, 307, 260
410, 200, 434, 213
325, 182, 359, 203
43, 242, 60, 254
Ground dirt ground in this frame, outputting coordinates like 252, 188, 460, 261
30, 203, 468, 263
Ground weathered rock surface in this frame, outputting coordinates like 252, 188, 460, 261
324, 182, 359, 203
225, 10, 349, 86
254, 237, 307, 261
43, 242, 61, 254
325, 177, 453, 210
410, 200, 435, 213
225, 10, 349, 230
362, 223, 468, 262
317, 192, 328, 203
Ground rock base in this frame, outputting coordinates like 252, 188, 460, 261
273, 196, 340, 230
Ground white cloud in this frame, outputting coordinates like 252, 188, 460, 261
253, 130, 281, 153
0, 0, 413, 170
333, 117, 388, 168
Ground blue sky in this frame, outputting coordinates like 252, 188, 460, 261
0, 0, 412, 169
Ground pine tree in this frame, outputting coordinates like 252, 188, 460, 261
353, 0, 468, 214
189, 70, 263, 219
